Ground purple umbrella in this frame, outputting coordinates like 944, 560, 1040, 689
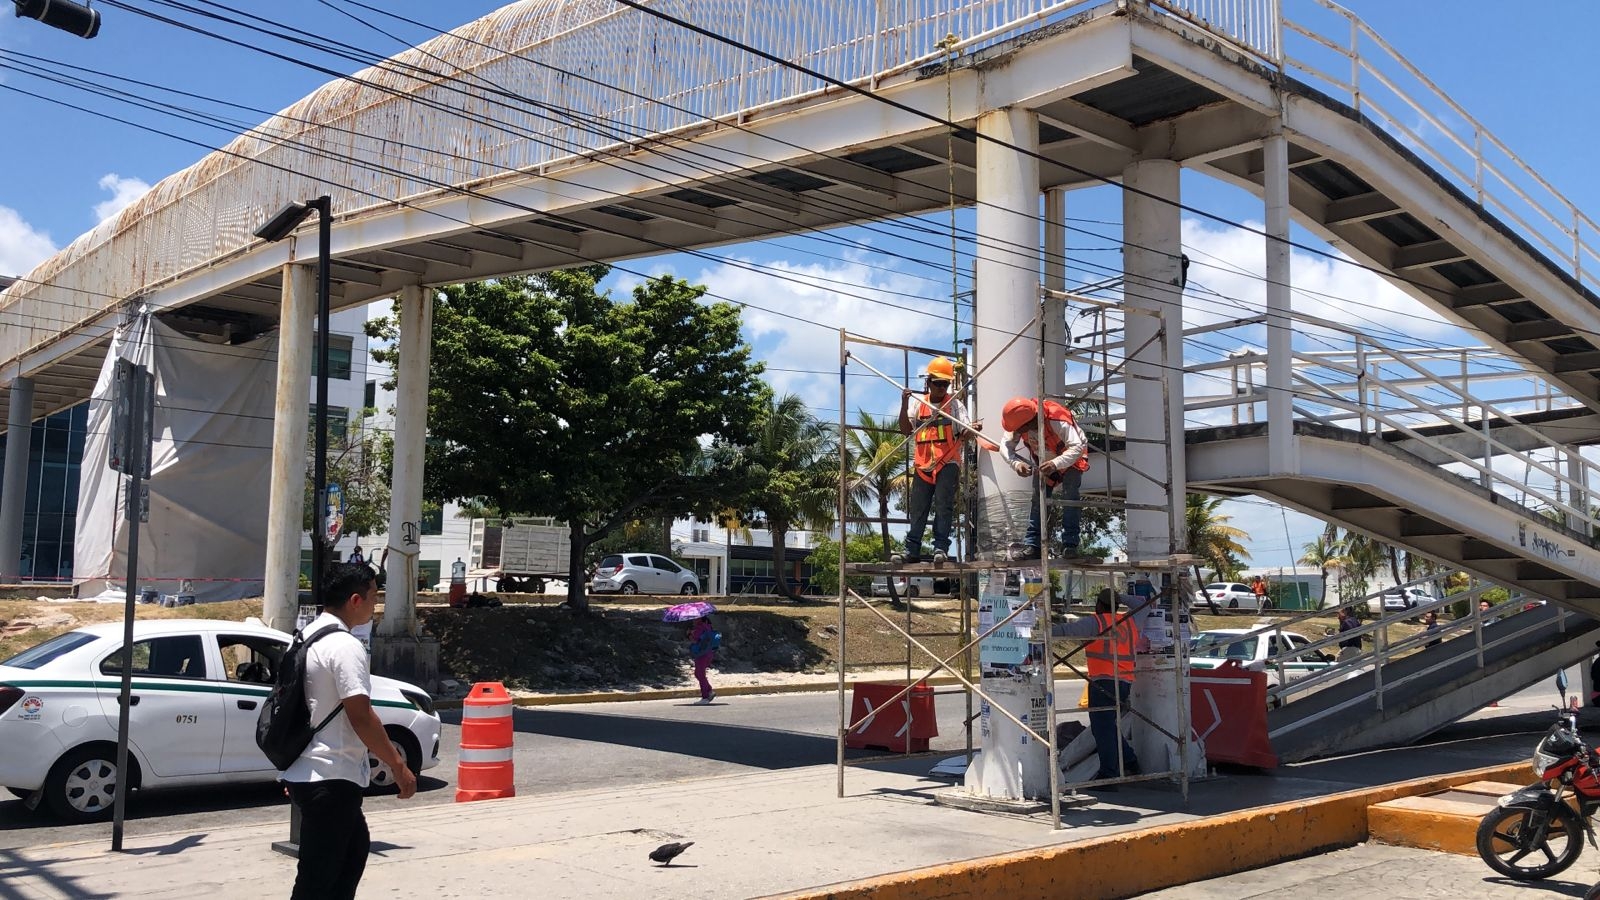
662, 601, 716, 623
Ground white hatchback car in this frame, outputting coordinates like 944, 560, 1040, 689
590, 553, 701, 595
0, 619, 442, 822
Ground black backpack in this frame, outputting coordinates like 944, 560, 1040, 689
255, 625, 347, 771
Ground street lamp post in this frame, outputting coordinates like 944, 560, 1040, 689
255, 196, 333, 612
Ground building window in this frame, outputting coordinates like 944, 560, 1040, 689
308, 406, 350, 443
311, 334, 354, 380
418, 559, 441, 589
420, 505, 443, 536
363, 380, 377, 411
693, 528, 708, 542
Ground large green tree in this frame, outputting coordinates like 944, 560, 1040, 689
371, 266, 765, 611
735, 394, 838, 602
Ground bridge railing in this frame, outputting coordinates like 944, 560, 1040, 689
1181, 312, 1600, 538
1279, 0, 1599, 296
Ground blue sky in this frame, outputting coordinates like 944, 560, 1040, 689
2, 1, 1596, 571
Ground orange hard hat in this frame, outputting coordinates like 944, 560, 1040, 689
924, 357, 956, 381
1001, 397, 1038, 432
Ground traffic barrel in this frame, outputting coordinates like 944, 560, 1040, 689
455, 682, 515, 802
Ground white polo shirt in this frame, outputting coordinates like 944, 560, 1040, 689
281, 613, 372, 787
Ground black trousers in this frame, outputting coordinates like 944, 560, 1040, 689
287, 779, 369, 900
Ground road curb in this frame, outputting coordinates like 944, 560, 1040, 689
757, 761, 1534, 900
433, 675, 967, 710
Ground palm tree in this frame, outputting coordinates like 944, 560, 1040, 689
1185, 493, 1250, 590
843, 411, 908, 541
844, 410, 911, 605
1339, 531, 1387, 604
1297, 530, 1345, 607
743, 394, 838, 602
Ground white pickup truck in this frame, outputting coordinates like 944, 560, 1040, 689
1188, 627, 1334, 688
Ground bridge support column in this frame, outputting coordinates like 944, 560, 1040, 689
1043, 187, 1068, 399
372, 285, 438, 691
0, 376, 34, 581
263, 264, 315, 632
972, 106, 1041, 557
1122, 160, 1185, 560
1264, 131, 1296, 473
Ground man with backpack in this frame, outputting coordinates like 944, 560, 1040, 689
276, 563, 416, 899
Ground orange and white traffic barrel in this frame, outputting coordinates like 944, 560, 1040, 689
455, 682, 515, 802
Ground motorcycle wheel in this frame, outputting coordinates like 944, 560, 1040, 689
1586, 883, 1600, 900
1476, 802, 1586, 881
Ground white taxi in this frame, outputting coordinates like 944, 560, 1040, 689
0, 619, 442, 822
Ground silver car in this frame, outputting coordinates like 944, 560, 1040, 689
590, 553, 700, 595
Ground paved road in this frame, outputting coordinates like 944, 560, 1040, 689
0, 688, 980, 848
0, 662, 1580, 852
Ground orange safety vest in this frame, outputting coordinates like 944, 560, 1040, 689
1085, 612, 1137, 681
912, 396, 963, 484
1016, 400, 1090, 486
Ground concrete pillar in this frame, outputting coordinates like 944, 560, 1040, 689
1122, 160, 1185, 560
263, 264, 315, 632
371, 285, 439, 691
379, 285, 431, 638
1264, 131, 1295, 474
0, 377, 34, 580
1043, 187, 1068, 399
972, 106, 1041, 555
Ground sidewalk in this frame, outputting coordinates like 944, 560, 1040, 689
3, 723, 1539, 900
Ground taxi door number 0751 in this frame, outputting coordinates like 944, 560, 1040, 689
174, 714, 198, 725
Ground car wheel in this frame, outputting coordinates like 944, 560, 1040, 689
680, 583, 697, 595
44, 745, 127, 823
367, 728, 422, 794
620, 581, 639, 595
906, 586, 920, 599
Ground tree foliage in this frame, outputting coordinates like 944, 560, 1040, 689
303, 412, 390, 541
1185, 493, 1250, 583
731, 393, 838, 602
370, 266, 765, 611
810, 531, 903, 596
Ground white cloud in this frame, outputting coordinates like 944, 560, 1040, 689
0, 205, 57, 276
690, 254, 952, 413
1179, 217, 1466, 344
93, 173, 152, 223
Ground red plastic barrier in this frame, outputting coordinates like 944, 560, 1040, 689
845, 681, 938, 752
1190, 660, 1278, 768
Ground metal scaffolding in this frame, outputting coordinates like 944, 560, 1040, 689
832, 286, 1200, 827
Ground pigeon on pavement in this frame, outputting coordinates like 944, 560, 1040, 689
649, 841, 695, 866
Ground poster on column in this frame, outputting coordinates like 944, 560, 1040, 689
978, 592, 1034, 673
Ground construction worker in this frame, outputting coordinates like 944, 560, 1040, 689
1000, 396, 1089, 560
895, 357, 981, 565
1054, 588, 1142, 785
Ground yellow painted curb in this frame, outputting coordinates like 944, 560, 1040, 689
759, 762, 1534, 900
434, 675, 966, 710
1368, 779, 1517, 856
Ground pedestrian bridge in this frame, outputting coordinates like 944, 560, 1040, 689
0, 0, 1597, 642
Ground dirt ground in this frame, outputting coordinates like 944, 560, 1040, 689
0, 596, 1432, 692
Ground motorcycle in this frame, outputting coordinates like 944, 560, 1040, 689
1476, 708, 1600, 880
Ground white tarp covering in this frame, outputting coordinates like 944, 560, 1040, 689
75, 316, 277, 602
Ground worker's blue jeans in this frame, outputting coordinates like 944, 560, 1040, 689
1023, 466, 1083, 553
1088, 677, 1139, 780
904, 464, 958, 560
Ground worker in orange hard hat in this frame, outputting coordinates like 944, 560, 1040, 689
1001, 396, 1089, 560
895, 357, 982, 565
